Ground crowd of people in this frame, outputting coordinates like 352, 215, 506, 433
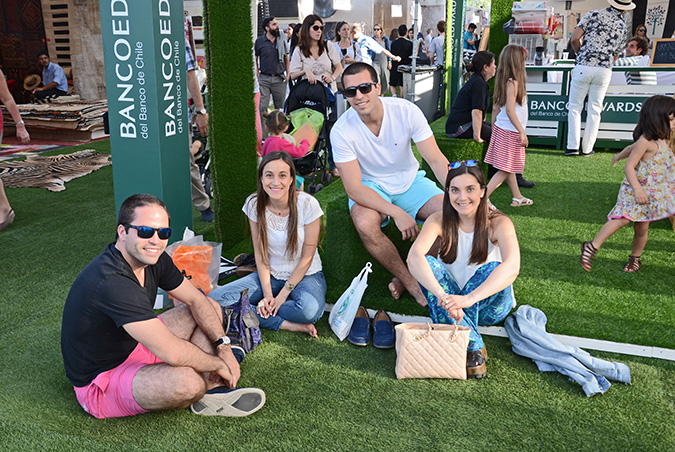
10, 0, 670, 423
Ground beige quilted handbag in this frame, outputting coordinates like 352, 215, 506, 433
394, 322, 470, 380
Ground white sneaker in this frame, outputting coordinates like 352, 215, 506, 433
190, 387, 265, 417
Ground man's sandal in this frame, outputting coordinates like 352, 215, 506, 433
580, 241, 598, 272
623, 255, 642, 273
510, 197, 533, 207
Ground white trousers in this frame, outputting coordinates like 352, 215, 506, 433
567, 65, 612, 153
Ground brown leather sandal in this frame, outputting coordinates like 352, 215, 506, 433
466, 350, 487, 379
623, 255, 642, 273
580, 241, 598, 272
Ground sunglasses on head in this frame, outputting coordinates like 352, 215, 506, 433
343, 82, 377, 98
125, 224, 172, 240
312, 25, 324, 31
448, 160, 479, 170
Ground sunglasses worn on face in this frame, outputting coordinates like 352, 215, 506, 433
638, 28, 646, 32
343, 82, 377, 98
374, 28, 381, 31
448, 159, 479, 170
312, 25, 324, 31
126, 224, 172, 240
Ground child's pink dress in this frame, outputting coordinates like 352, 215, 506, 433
608, 141, 675, 222
262, 135, 310, 158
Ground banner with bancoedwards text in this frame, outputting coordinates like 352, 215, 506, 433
100, 0, 192, 235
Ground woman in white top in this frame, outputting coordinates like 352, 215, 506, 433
332, 21, 361, 120
333, 21, 361, 68
211, 152, 326, 337
407, 161, 520, 378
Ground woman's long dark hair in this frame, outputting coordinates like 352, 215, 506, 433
466, 50, 494, 76
299, 14, 325, 58
633, 95, 675, 141
334, 21, 348, 42
247, 151, 299, 265
439, 163, 499, 265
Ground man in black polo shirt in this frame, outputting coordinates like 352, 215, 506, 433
255, 16, 290, 127
61, 194, 265, 419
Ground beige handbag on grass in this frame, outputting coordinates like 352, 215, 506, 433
394, 322, 471, 380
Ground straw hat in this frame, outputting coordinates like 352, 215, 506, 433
23, 74, 41, 90
607, 0, 636, 10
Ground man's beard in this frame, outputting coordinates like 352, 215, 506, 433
270, 28, 280, 37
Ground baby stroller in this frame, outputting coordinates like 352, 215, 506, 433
284, 79, 334, 194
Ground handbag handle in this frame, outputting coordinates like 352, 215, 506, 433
413, 322, 458, 343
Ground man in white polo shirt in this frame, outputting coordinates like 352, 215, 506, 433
331, 62, 449, 306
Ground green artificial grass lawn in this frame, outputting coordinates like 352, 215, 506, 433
1, 139, 674, 451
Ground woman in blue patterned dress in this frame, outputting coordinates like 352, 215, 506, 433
407, 160, 520, 378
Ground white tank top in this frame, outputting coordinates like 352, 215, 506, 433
441, 228, 503, 289
495, 80, 528, 132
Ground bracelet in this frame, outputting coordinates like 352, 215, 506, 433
16, 120, 25, 125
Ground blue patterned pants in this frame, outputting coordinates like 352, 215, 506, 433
421, 256, 515, 352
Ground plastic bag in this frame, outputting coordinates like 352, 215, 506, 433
166, 231, 222, 297
329, 262, 372, 341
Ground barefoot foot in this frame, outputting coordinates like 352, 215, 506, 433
281, 321, 318, 337
388, 278, 404, 300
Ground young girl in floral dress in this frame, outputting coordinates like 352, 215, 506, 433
581, 95, 675, 272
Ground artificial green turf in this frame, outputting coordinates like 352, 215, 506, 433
1, 139, 674, 451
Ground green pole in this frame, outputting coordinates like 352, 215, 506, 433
99, 0, 192, 235
446, 0, 466, 110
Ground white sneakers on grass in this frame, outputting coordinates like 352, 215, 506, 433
191, 387, 266, 417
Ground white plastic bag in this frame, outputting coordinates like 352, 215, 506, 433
329, 262, 373, 341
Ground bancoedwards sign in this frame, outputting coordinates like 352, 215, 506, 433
528, 95, 647, 122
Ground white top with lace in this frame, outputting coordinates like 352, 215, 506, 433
243, 191, 323, 279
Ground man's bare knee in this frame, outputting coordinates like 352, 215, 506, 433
350, 205, 385, 239
134, 364, 206, 410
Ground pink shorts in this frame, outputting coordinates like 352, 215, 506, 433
73, 336, 164, 419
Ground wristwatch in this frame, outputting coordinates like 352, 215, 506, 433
214, 335, 231, 348
195, 108, 207, 115
285, 282, 295, 291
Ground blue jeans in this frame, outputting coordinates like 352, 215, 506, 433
420, 256, 514, 352
210, 271, 326, 331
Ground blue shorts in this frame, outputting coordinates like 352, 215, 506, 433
348, 170, 443, 226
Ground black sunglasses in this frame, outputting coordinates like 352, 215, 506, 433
343, 82, 377, 98
374, 28, 381, 31
638, 28, 646, 32
125, 224, 172, 240
312, 25, 324, 31
449, 159, 479, 170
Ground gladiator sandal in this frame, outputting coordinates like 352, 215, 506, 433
580, 241, 598, 272
623, 255, 642, 273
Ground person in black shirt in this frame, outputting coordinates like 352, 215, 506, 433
445, 51, 535, 187
389, 24, 413, 98
61, 194, 265, 419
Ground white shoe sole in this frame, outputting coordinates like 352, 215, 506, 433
190, 387, 265, 417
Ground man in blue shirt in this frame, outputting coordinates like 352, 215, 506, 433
463, 23, 477, 50
33, 51, 68, 101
